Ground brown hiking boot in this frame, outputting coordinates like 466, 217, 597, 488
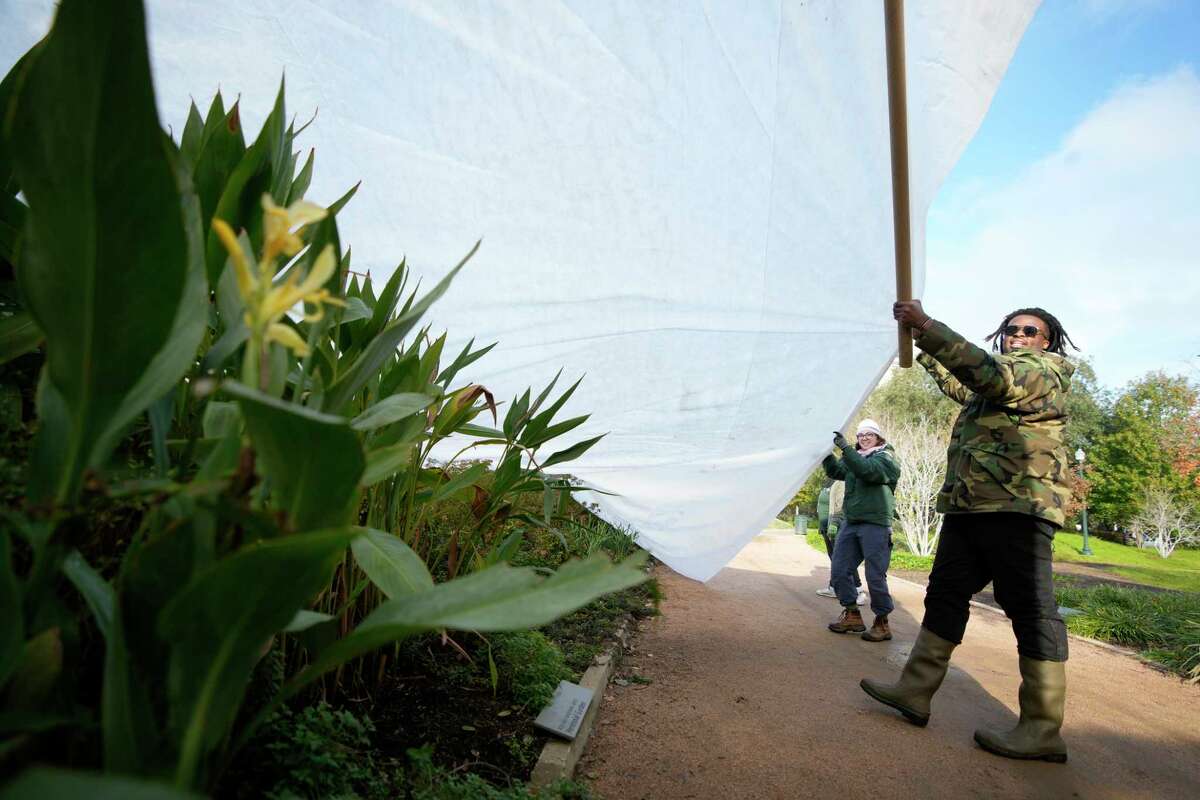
862, 614, 892, 642
828, 607, 866, 634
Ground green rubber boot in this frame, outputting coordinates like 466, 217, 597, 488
859, 627, 956, 727
974, 657, 1068, 763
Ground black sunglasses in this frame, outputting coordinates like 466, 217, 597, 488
1003, 324, 1045, 338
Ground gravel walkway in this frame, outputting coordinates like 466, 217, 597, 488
580, 532, 1200, 799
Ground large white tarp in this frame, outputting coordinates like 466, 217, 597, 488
2, 1, 1038, 580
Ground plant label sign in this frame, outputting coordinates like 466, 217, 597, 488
534, 680, 594, 740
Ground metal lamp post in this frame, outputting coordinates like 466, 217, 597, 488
1075, 448, 1094, 556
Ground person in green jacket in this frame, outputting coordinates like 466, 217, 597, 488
862, 302, 1076, 764
823, 419, 901, 642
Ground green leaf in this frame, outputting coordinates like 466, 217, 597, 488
61, 550, 114, 641
192, 99, 246, 247
283, 609, 335, 633
6, 627, 62, 712
337, 296, 373, 324
178, 101, 205, 166
323, 240, 480, 413
524, 414, 590, 449
160, 527, 361, 788
541, 434, 605, 470
361, 435, 423, 487
428, 462, 489, 503
285, 552, 647, 697
0, 311, 40, 366
0, 40, 42, 196
350, 529, 434, 598
520, 376, 583, 446
226, 381, 364, 531
12, 0, 207, 504
0, 529, 22, 687
202, 80, 285, 286
363, 260, 409, 343
0, 768, 204, 799
195, 401, 242, 481
147, 392, 173, 478
457, 423, 505, 439
437, 338, 497, 387
286, 148, 314, 205
350, 393, 435, 432
0, 192, 28, 265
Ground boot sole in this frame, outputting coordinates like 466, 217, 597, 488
859, 680, 929, 727
973, 732, 1068, 763
828, 625, 866, 633
861, 632, 892, 642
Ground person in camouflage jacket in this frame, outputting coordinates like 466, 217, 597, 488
859, 301, 1078, 766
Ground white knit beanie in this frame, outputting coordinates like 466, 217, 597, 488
856, 418, 884, 440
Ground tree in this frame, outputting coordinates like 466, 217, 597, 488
1086, 371, 1200, 528
863, 364, 959, 429
1130, 487, 1200, 558
878, 413, 948, 555
1063, 358, 1107, 455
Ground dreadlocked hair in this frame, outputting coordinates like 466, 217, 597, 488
983, 307, 1078, 355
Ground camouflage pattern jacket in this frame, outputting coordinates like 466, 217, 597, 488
916, 320, 1074, 527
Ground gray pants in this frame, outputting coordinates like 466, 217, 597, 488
830, 521, 893, 616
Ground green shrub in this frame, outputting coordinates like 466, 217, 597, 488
1054, 584, 1200, 679
492, 631, 572, 709
405, 746, 594, 800
231, 702, 399, 800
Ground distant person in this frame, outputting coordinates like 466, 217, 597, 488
823, 419, 901, 642
816, 480, 866, 603
862, 302, 1076, 764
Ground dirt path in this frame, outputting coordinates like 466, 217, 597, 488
580, 533, 1200, 800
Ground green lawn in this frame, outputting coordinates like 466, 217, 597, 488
1053, 532, 1200, 593
798, 525, 1200, 593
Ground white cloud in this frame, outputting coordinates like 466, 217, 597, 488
925, 66, 1200, 387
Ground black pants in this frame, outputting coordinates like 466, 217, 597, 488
922, 512, 1068, 662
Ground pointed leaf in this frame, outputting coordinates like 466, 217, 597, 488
350, 393, 435, 432
226, 382, 364, 530
61, 550, 114, 641
0, 311, 41, 365
323, 241, 479, 413
361, 436, 423, 487
285, 552, 646, 698
160, 527, 361, 787
350, 529, 434, 598
428, 462, 489, 504
540, 434, 605, 470
12, 0, 207, 504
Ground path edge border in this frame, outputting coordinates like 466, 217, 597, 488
529, 616, 633, 789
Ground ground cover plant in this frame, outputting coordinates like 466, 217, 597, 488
1054, 580, 1200, 682
0, 1, 647, 795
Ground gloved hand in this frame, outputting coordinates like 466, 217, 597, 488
832, 431, 850, 450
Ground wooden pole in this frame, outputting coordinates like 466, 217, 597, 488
884, 0, 914, 367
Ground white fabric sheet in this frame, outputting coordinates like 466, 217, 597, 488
1, 0, 1038, 580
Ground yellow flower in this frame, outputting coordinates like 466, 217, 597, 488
212, 198, 344, 361
260, 194, 327, 271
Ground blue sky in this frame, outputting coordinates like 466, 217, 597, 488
925, 0, 1200, 389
